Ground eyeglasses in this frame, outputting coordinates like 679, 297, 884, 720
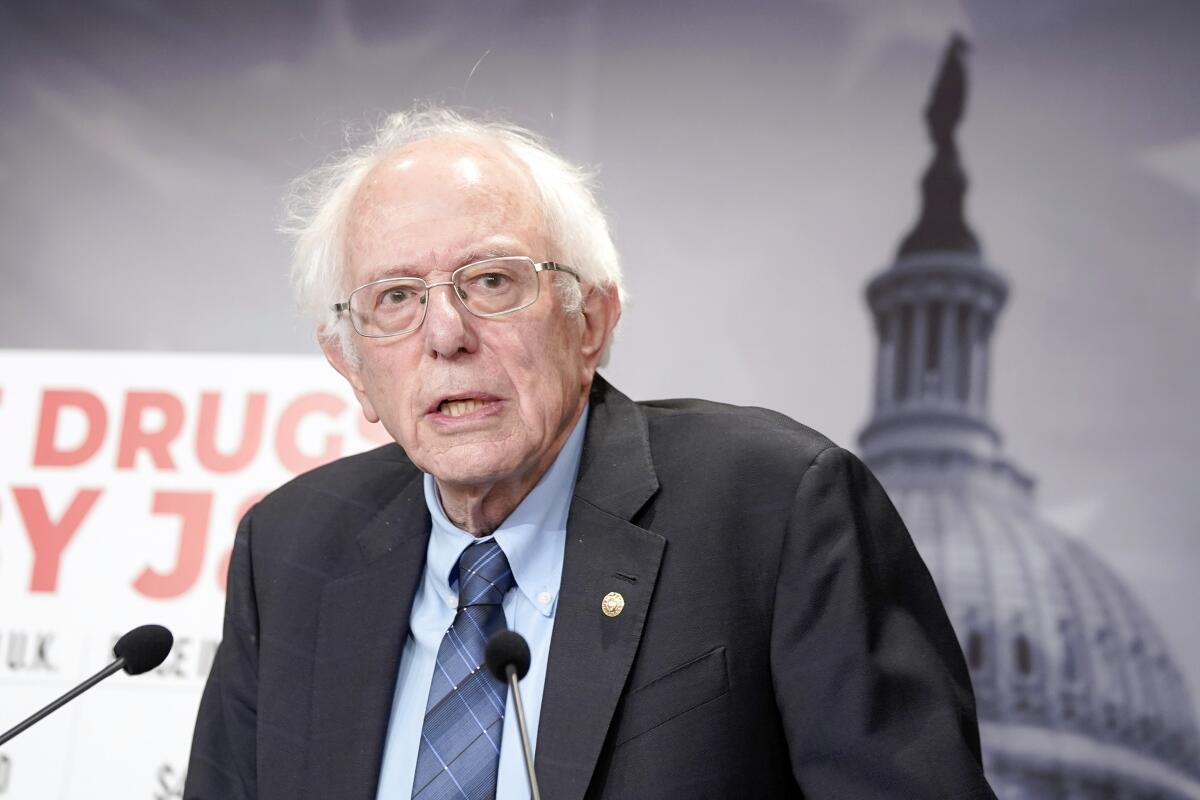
332, 256, 580, 338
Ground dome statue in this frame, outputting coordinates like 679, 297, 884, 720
858, 35, 1200, 800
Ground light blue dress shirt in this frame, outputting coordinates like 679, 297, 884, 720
375, 408, 588, 799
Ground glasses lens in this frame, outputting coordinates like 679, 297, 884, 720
350, 278, 426, 336
455, 258, 538, 316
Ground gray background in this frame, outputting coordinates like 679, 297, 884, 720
2, 0, 1198, 719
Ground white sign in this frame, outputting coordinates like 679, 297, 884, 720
0, 350, 385, 799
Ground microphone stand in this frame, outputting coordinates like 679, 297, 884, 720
0, 658, 127, 746
505, 664, 541, 800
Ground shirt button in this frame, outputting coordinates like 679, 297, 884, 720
446, 594, 458, 608
537, 591, 551, 606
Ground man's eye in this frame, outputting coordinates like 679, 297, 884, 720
474, 273, 509, 291
381, 287, 415, 305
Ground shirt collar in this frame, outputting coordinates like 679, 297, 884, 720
423, 404, 588, 617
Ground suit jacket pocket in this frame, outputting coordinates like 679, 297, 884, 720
614, 645, 729, 747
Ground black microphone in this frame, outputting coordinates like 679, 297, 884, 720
0, 624, 173, 746
485, 630, 540, 800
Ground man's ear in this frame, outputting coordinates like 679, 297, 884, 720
578, 284, 622, 370
320, 333, 381, 424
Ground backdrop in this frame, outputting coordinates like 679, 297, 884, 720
1, 1, 1198, 798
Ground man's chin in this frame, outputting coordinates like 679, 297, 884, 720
422, 452, 518, 489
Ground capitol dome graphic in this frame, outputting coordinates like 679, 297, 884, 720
858, 36, 1200, 800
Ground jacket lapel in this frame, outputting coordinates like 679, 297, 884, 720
305, 468, 431, 800
536, 376, 665, 800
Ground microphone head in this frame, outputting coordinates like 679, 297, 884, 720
113, 624, 174, 675
485, 630, 531, 682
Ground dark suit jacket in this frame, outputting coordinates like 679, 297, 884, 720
185, 376, 995, 799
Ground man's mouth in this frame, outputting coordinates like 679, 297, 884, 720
439, 398, 487, 417
429, 394, 502, 419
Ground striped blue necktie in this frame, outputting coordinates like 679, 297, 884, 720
412, 540, 515, 800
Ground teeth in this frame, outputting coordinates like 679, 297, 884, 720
440, 398, 486, 417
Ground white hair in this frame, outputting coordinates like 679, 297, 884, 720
282, 106, 625, 362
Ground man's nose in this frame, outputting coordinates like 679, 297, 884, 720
421, 281, 478, 358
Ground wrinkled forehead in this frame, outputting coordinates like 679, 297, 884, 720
344, 137, 548, 277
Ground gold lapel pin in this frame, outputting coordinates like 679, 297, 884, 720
601, 591, 625, 618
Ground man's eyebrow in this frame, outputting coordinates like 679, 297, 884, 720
363, 264, 426, 282
362, 248, 516, 283
455, 247, 512, 265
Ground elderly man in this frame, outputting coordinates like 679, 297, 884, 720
185, 108, 994, 800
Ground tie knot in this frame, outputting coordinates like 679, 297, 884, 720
456, 540, 515, 608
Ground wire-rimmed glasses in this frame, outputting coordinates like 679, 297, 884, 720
333, 256, 580, 338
